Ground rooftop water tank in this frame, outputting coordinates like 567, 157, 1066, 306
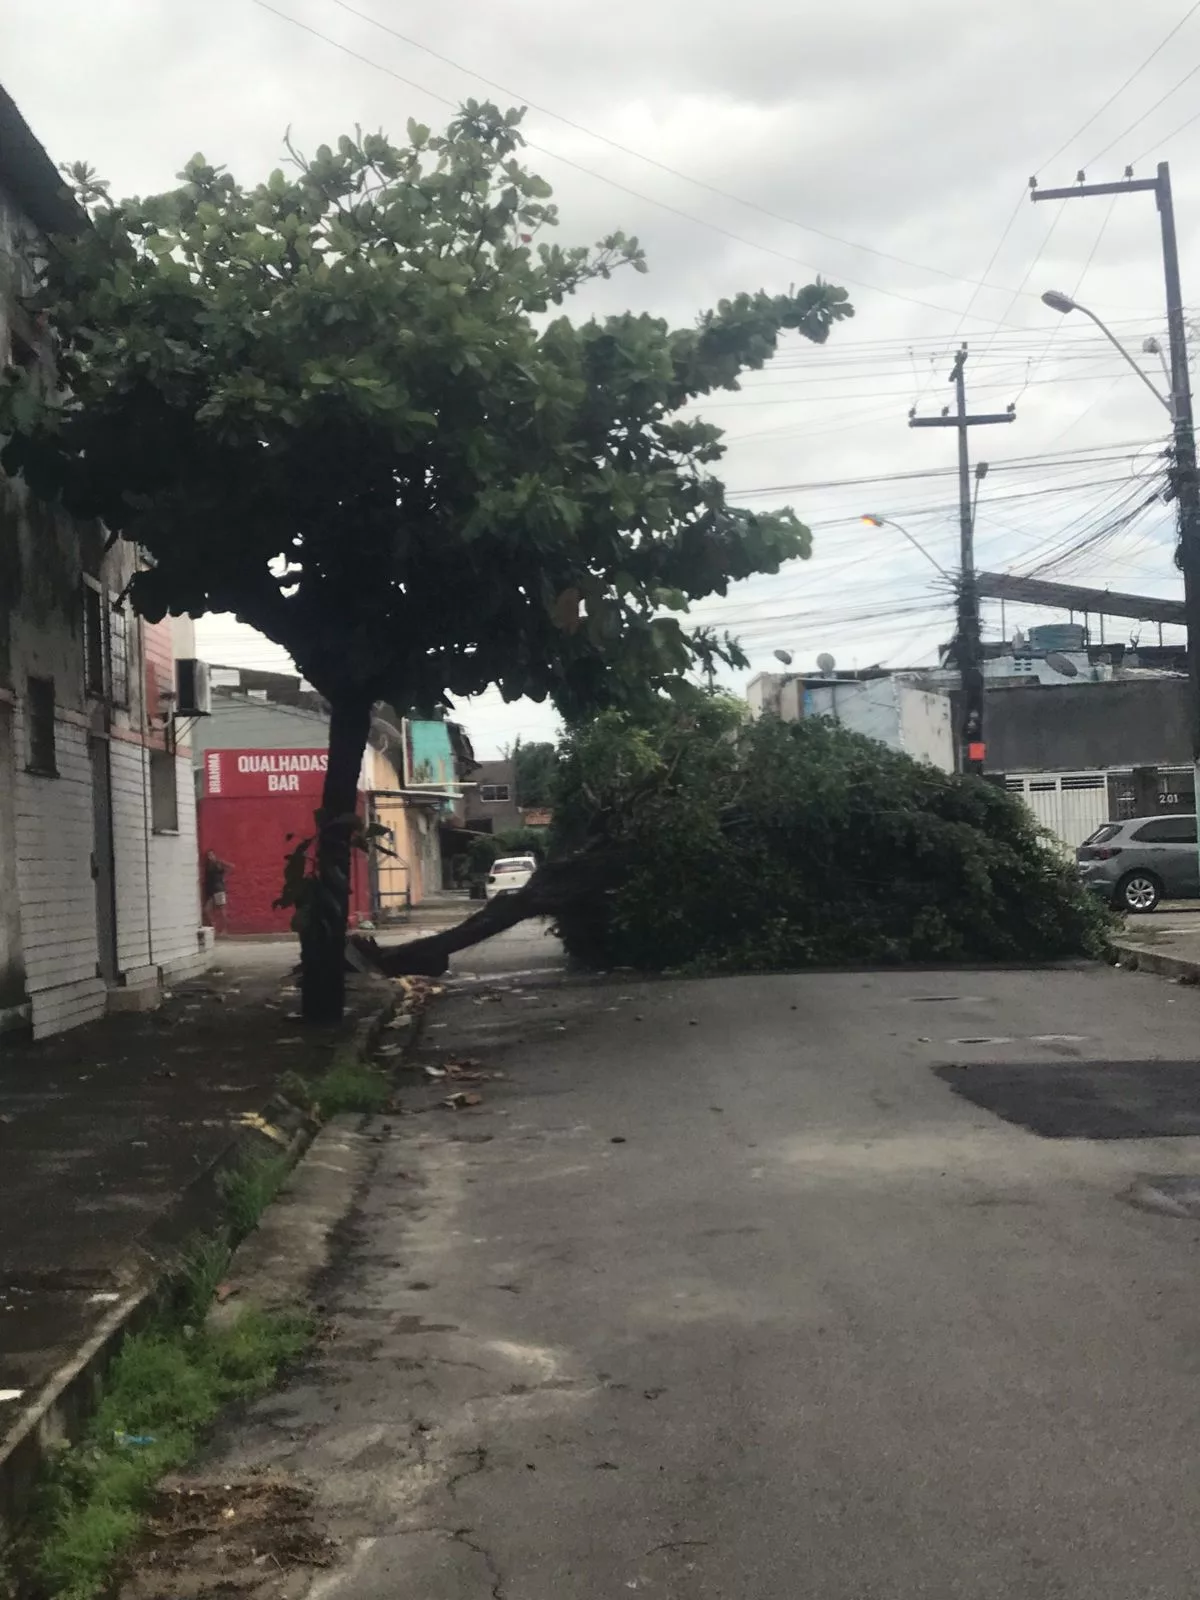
1028, 622, 1086, 654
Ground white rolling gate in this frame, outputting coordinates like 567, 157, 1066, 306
1003, 771, 1110, 854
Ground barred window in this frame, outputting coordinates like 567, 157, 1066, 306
109, 602, 129, 707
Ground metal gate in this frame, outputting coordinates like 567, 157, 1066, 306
1003, 771, 1110, 853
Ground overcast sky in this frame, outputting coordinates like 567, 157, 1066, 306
6, 0, 1198, 753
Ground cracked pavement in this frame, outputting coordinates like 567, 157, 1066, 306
134, 936, 1200, 1597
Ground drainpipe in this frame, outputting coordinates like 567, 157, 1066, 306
135, 610, 154, 969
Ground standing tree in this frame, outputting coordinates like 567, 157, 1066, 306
0, 101, 851, 1021
510, 737, 560, 811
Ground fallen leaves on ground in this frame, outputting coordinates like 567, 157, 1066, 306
440, 1091, 484, 1110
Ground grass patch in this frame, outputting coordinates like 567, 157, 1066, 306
217, 1151, 292, 1239
31, 1259, 312, 1600
308, 1049, 392, 1117
19, 1033, 405, 1595
25, 1160, 315, 1599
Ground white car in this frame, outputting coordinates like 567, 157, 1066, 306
486, 855, 537, 899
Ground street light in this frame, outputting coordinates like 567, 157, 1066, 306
1041, 289, 1173, 414
861, 513, 954, 582
1144, 334, 1173, 393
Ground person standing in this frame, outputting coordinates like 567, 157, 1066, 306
202, 848, 232, 934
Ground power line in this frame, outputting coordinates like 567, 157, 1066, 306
1019, 195, 1119, 395
1132, 100, 1200, 163
246, 0, 1033, 327
1037, 0, 1200, 169
325, 0, 1048, 304
910, 188, 1029, 416
726, 439, 1164, 497
694, 369, 1146, 408
1084, 57, 1200, 168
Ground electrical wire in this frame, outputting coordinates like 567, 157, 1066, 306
725, 439, 1165, 498
1037, 0, 1200, 170
1085, 58, 1200, 168
1131, 100, 1200, 163
247, 0, 1036, 327
324, 0, 1048, 303
909, 187, 1029, 417
1019, 196, 1119, 398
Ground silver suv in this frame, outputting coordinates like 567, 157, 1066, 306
1076, 814, 1199, 912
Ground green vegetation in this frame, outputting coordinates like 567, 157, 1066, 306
551, 698, 1115, 972
309, 1050, 392, 1117
18, 1142, 323, 1600
216, 1152, 292, 1240
31, 1271, 310, 1600
510, 738, 560, 810
0, 104, 850, 1021
282, 1047, 393, 1118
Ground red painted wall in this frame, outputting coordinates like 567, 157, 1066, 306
197, 748, 369, 936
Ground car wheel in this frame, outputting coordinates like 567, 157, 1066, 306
1117, 871, 1162, 913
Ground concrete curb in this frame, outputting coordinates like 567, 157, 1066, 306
1110, 940, 1200, 984
0, 981, 410, 1551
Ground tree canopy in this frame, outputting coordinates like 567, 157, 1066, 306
510, 738, 559, 809
547, 701, 1114, 971
0, 100, 853, 1016
352, 698, 1113, 982
0, 102, 851, 716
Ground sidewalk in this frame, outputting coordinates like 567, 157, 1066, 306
1111, 905, 1200, 981
0, 947, 396, 1534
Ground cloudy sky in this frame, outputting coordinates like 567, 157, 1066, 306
6, 0, 1197, 752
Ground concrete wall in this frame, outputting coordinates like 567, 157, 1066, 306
978, 679, 1192, 773
897, 686, 955, 769
191, 696, 332, 761
464, 758, 522, 833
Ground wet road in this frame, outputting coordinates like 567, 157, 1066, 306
195, 954, 1200, 1598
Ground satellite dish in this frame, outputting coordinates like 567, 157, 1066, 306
1043, 651, 1079, 678
816, 652, 837, 676
773, 649, 793, 666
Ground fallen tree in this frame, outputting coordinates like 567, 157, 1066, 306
357, 699, 1114, 977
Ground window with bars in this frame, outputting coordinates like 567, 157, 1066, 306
479, 783, 511, 803
109, 603, 129, 707
83, 581, 105, 698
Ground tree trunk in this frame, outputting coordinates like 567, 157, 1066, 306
349, 845, 629, 978
301, 689, 373, 1023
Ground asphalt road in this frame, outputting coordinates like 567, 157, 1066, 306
193, 952, 1200, 1599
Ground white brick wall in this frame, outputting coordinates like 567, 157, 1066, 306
111, 741, 206, 983
8, 716, 207, 1039
110, 739, 152, 972
11, 706, 107, 1039
151, 752, 205, 980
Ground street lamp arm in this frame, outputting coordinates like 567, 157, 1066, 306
862, 514, 954, 583
1043, 293, 1173, 414
1083, 304, 1174, 413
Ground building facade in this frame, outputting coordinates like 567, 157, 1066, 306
462, 758, 524, 833
191, 672, 457, 931
749, 639, 1194, 852
746, 672, 955, 771
1, 85, 209, 1039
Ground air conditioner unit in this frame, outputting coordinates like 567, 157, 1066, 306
175, 658, 212, 716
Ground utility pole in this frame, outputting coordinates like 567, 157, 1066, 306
1032, 161, 1200, 834
910, 346, 1015, 775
